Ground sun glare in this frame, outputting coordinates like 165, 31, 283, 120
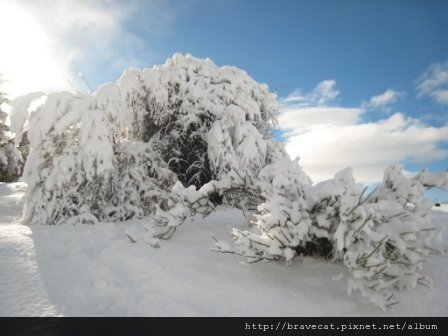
0, 3, 71, 98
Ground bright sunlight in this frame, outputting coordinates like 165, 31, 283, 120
0, 2, 70, 97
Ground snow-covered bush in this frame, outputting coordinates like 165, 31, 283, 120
11, 84, 175, 225
0, 91, 8, 144
11, 54, 282, 225
214, 161, 447, 311
0, 141, 23, 182
117, 54, 284, 191
0, 89, 24, 182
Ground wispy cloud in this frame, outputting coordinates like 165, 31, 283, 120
278, 80, 448, 184
415, 60, 448, 105
363, 89, 404, 110
282, 80, 340, 106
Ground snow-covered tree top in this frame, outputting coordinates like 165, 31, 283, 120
115, 53, 283, 185
117, 53, 277, 133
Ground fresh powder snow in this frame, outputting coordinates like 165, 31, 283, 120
1, 182, 447, 316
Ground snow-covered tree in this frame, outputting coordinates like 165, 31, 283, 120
0, 87, 7, 143
117, 54, 285, 192
0, 84, 23, 182
11, 54, 283, 226
11, 84, 175, 225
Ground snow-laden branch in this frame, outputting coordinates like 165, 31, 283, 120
214, 163, 446, 311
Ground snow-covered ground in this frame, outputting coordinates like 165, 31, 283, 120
0, 182, 447, 316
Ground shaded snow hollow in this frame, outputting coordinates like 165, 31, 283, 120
0, 182, 447, 316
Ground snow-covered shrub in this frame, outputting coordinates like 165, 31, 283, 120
340, 166, 445, 310
0, 96, 8, 144
11, 54, 284, 226
12, 86, 119, 224
0, 90, 24, 182
215, 161, 447, 311
117, 54, 284, 191
11, 84, 176, 225
0, 141, 24, 182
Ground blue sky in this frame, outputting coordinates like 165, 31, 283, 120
1, 0, 447, 200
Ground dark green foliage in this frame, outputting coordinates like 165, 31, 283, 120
294, 237, 334, 259
158, 117, 214, 189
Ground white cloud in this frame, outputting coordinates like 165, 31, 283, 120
285, 113, 448, 183
282, 80, 340, 106
364, 89, 404, 109
278, 81, 448, 184
279, 80, 363, 134
311, 80, 340, 105
415, 61, 448, 105
278, 106, 362, 135
431, 90, 448, 105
